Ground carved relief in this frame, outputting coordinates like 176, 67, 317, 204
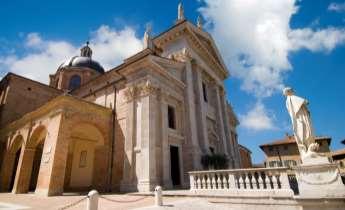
297, 166, 339, 185
140, 80, 160, 96
124, 86, 138, 101
124, 81, 160, 102
169, 47, 192, 62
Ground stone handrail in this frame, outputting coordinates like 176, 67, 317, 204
188, 167, 294, 197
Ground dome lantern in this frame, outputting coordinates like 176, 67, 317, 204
80, 41, 92, 58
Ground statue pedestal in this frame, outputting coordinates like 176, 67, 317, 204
294, 160, 345, 198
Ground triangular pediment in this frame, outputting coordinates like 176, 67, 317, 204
153, 21, 229, 79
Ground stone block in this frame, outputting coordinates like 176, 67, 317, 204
294, 162, 345, 198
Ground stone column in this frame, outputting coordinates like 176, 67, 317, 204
161, 100, 172, 189
194, 67, 210, 153
34, 113, 67, 196
0, 151, 17, 191
221, 95, 237, 168
184, 60, 202, 169
120, 86, 136, 192
0, 136, 14, 191
12, 148, 35, 193
214, 85, 228, 156
136, 82, 159, 191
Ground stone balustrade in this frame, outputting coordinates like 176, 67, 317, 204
189, 167, 294, 197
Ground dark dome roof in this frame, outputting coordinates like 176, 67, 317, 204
59, 56, 105, 74
58, 42, 105, 74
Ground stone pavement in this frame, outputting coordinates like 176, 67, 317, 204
135, 198, 235, 210
0, 193, 181, 210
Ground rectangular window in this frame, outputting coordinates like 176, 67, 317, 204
79, 150, 87, 168
202, 82, 208, 102
168, 105, 176, 129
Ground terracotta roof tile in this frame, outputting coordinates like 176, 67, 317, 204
259, 135, 331, 148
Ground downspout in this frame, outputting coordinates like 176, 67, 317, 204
109, 85, 117, 192
108, 72, 125, 192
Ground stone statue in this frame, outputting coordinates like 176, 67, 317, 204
197, 16, 203, 29
178, 3, 185, 21
143, 24, 153, 49
283, 87, 319, 160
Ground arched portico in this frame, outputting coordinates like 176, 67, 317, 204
12, 126, 47, 194
0, 135, 24, 192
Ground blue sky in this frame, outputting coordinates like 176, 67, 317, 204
0, 0, 345, 163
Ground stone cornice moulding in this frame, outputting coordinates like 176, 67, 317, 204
0, 95, 111, 136
148, 56, 186, 89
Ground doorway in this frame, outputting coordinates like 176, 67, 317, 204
9, 149, 21, 191
29, 141, 44, 191
170, 146, 181, 186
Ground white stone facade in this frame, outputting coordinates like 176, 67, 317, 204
0, 17, 241, 195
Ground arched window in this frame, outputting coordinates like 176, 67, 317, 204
68, 75, 81, 90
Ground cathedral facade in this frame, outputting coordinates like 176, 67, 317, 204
0, 6, 241, 196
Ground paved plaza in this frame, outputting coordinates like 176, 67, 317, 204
0, 193, 306, 210
0, 193, 180, 210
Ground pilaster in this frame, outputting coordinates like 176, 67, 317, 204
214, 85, 228, 156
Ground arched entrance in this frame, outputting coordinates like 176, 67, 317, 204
64, 123, 104, 192
12, 126, 47, 193
27, 126, 47, 192
7, 135, 24, 192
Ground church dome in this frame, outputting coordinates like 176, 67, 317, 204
58, 42, 105, 74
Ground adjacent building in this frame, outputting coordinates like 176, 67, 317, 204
238, 144, 252, 168
0, 4, 241, 196
331, 148, 345, 175
260, 135, 331, 168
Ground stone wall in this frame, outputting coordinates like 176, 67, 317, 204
0, 73, 62, 127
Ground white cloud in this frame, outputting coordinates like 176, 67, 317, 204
0, 25, 143, 84
289, 27, 345, 52
26, 33, 43, 48
328, 2, 345, 12
199, 0, 345, 130
239, 102, 276, 131
89, 25, 143, 70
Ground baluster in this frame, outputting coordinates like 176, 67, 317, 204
251, 172, 257, 189
265, 172, 271, 189
272, 173, 279, 189
211, 173, 216, 189
206, 174, 212, 189
217, 173, 222, 189
202, 175, 206, 189
195, 175, 200, 189
244, 173, 250, 189
280, 171, 290, 190
222, 173, 228, 189
239, 174, 245, 189
190, 174, 195, 190
228, 173, 236, 189
247, 172, 255, 189
258, 172, 264, 189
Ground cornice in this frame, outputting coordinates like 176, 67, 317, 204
0, 95, 111, 136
